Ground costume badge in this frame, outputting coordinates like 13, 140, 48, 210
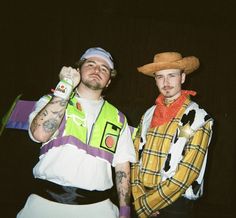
179, 122, 194, 140
105, 135, 117, 148
76, 102, 82, 111
100, 122, 121, 153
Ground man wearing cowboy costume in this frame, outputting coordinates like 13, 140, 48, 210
131, 52, 213, 218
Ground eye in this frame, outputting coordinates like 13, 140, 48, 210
155, 75, 163, 79
84, 61, 96, 68
99, 66, 109, 75
88, 63, 95, 67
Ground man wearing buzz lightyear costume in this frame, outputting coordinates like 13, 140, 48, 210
131, 52, 213, 218
17, 47, 135, 218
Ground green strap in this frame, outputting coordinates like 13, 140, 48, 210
0, 94, 22, 136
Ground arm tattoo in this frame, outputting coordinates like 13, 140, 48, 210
41, 103, 66, 132
43, 118, 58, 133
116, 171, 131, 205
42, 110, 48, 117
31, 97, 68, 135
116, 171, 127, 184
51, 108, 66, 119
49, 98, 68, 107
124, 192, 130, 205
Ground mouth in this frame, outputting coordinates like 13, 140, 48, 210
163, 86, 173, 91
89, 73, 102, 80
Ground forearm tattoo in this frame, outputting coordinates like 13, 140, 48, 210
31, 97, 68, 134
116, 171, 127, 184
116, 171, 131, 205
49, 98, 68, 107
43, 118, 58, 133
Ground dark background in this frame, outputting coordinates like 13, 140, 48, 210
0, 1, 235, 217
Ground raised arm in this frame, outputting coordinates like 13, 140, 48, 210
30, 66, 80, 142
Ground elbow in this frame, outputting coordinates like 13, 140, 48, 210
33, 132, 50, 143
30, 128, 52, 143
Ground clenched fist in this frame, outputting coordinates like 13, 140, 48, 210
59, 66, 80, 89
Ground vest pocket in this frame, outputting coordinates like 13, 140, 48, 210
100, 121, 121, 153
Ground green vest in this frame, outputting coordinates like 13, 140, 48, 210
64, 96, 126, 154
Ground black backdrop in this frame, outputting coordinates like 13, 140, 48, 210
0, 1, 235, 217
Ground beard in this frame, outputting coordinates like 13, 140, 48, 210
161, 86, 174, 96
161, 86, 181, 100
163, 90, 174, 98
81, 79, 104, 90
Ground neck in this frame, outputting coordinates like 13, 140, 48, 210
164, 98, 176, 106
164, 93, 181, 106
76, 84, 102, 100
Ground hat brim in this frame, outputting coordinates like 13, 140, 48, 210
137, 56, 200, 77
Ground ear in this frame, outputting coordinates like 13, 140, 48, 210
181, 73, 186, 84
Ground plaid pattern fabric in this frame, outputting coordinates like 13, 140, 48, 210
131, 99, 213, 218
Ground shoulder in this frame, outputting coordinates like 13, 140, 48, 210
142, 105, 156, 122
144, 105, 156, 115
104, 100, 116, 108
104, 100, 127, 124
188, 101, 213, 119
183, 101, 213, 129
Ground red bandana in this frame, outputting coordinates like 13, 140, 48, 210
150, 90, 196, 127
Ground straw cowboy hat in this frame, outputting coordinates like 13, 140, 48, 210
137, 52, 200, 77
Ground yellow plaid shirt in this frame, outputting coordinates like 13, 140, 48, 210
131, 98, 213, 217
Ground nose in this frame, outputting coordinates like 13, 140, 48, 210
94, 65, 101, 73
163, 76, 170, 86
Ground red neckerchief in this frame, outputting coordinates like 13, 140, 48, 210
150, 90, 196, 127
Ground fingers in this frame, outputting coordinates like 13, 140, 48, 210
59, 66, 81, 88
150, 211, 160, 217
